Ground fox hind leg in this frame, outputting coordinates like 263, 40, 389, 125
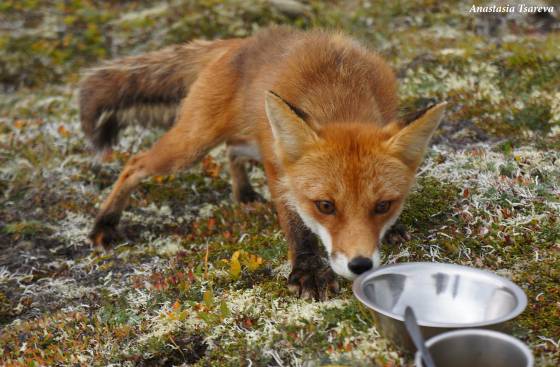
90, 117, 225, 248
227, 142, 265, 204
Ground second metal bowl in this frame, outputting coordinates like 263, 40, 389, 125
414, 329, 533, 367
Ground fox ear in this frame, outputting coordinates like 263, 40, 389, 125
265, 91, 318, 162
387, 102, 447, 168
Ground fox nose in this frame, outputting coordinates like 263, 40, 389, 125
348, 256, 373, 275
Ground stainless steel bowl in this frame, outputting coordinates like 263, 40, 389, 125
352, 262, 527, 352
414, 329, 533, 367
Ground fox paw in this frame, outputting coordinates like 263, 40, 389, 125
288, 256, 339, 300
89, 213, 122, 248
383, 223, 411, 245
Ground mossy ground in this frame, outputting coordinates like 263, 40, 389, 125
1, 1, 559, 366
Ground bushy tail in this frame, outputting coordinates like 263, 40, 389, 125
79, 40, 226, 152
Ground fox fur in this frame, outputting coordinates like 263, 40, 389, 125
80, 26, 446, 299
79, 39, 234, 150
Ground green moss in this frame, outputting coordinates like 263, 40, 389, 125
0, 3, 114, 87
508, 103, 553, 135
0, 292, 14, 324
3, 220, 52, 238
98, 291, 137, 327
137, 172, 229, 205
163, 0, 304, 44
399, 176, 461, 235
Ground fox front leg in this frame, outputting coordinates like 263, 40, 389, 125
383, 222, 411, 245
281, 206, 339, 300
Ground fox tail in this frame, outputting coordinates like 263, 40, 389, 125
79, 40, 225, 152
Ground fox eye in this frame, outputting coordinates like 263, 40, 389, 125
315, 200, 335, 215
373, 200, 391, 215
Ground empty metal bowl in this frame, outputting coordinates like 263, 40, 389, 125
414, 329, 533, 367
352, 262, 527, 352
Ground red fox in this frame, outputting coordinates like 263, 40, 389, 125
80, 26, 446, 299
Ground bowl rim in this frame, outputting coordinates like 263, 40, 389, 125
352, 262, 528, 328
414, 329, 534, 366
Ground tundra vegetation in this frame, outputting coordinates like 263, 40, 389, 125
0, 0, 559, 366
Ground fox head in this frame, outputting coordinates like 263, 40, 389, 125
265, 91, 447, 279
